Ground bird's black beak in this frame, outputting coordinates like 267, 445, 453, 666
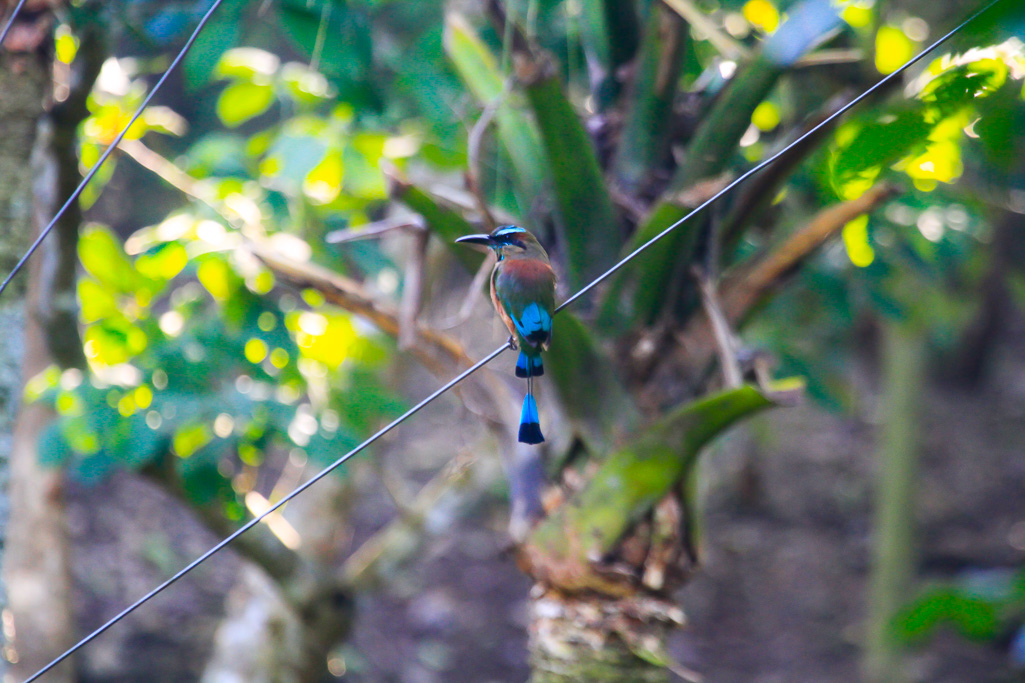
455, 234, 493, 248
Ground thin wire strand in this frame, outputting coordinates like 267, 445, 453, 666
558, 0, 1003, 312
22, 1, 1003, 680
0, 0, 27, 47
0, 0, 227, 300
23, 343, 509, 683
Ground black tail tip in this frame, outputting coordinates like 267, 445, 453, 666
518, 422, 544, 444
515, 357, 544, 377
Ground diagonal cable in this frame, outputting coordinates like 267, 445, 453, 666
0, 0, 227, 300
557, 0, 1003, 311
23, 343, 509, 683
0, 0, 27, 48
21, 0, 1004, 680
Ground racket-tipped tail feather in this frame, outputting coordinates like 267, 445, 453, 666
518, 393, 544, 444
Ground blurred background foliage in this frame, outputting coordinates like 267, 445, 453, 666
6, 0, 1025, 680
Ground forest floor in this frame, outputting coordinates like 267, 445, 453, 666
66, 313, 1025, 683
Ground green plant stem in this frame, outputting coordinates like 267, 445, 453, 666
546, 312, 640, 453
445, 14, 547, 216
864, 319, 925, 683
599, 52, 785, 330
579, 0, 641, 109
610, 0, 687, 195
389, 176, 483, 272
517, 51, 621, 290
523, 382, 798, 595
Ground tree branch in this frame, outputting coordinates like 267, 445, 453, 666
720, 182, 898, 319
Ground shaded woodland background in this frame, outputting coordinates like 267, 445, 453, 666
1, 0, 1025, 681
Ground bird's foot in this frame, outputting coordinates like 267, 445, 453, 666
507, 335, 519, 351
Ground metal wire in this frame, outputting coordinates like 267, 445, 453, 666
0, 0, 27, 48
558, 0, 1004, 312
20, 0, 1004, 680
0, 0, 227, 300
23, 342, 510, 682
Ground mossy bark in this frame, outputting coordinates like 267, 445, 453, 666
522, 384, 792, 594
0, 51, 47, 299
2, 11, 99, 679
0, 32, 76, 683
528, 591, 677, 683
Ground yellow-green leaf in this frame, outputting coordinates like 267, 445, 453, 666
217, 81, 275, 128
79, 224, 138, 294
876, 26, 915, 75
135, 242, 188, 282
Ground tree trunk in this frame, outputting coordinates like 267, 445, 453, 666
193, 468, 356, 683
203, 566, 339, 683
863, 319, 925, 683
2, 4, 96, 677
4, 331, 76, 681
4, 195, 77, 681
527, 590, 680, 683
0, 21, 47, 295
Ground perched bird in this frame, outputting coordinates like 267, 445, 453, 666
456, 225, 556, 444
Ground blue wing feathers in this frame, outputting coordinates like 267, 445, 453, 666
513, 302, 550, 336
494, 260, 555, 350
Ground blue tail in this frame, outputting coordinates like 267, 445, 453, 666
518, 392, 544, 444
515, 351, 544, 378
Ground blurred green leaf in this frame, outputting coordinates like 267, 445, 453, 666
521, 56, 621, 290
78, 278, 120, 324
216, 47, 280, 81
108, 414, 168, 469
196, 255, 243, 302
136, 242, 188, 282
79, 224, 142, 294
829, 108, 931, 198
546, 313, 639, 452
184, 133, 251, 177
262, 129, 329, 186
182, 0, 250, 90
84, 318, 148, 365
444, 14, 546, 216
177, 441, 233, 505
217, 81, 275, 128
894, 588, 1000, 643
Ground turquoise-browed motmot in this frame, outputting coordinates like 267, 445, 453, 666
456, 226, 556, 444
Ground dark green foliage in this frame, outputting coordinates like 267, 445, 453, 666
893, 567, 1025, 651
181, 0, 250, 89
895, 587, 1001, 643
546, 313, 639, 452
521, 62, 621, 289
277, 0, 377, 107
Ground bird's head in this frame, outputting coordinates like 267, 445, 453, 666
455, 225, 548, 262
